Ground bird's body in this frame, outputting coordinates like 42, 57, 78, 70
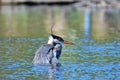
32, 44, 54, 65
32, 34, 73, 67
32, 44, 62, 66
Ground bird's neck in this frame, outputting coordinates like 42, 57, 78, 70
47, 41, 53, 45
47, 36, 54, 45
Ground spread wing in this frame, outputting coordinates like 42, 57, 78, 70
32, 44, 54, 65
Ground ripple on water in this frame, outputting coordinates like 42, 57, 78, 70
61, 62, 120, 80
0, 38, 120, 80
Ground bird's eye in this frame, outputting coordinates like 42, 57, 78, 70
58, 38, 61, 41
59, 38, 63, 42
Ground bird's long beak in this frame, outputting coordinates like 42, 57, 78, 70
64, 40, 74, 45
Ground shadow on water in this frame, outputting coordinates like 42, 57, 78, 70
0, 5, 120, 80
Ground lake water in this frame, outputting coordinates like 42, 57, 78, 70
0, 5, 120, 80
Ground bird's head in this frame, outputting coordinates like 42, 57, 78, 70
48, 34, 74, 45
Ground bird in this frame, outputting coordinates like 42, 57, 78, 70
32, 34, 73, 67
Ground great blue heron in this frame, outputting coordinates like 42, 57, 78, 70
32, 34, 73, 67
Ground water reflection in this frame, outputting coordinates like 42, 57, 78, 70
48, 67, 62, 80
0, 5, 120, 80
0, 6, 120, 39
92, 8, 120, 39
32, 64, 62, 80
84, 9, 92, 39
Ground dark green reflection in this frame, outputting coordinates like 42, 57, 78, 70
0, 6, 119, 40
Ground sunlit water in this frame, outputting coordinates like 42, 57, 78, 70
0, 5, 120, 80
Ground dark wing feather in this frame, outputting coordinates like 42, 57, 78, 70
32, 44, 54, 65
